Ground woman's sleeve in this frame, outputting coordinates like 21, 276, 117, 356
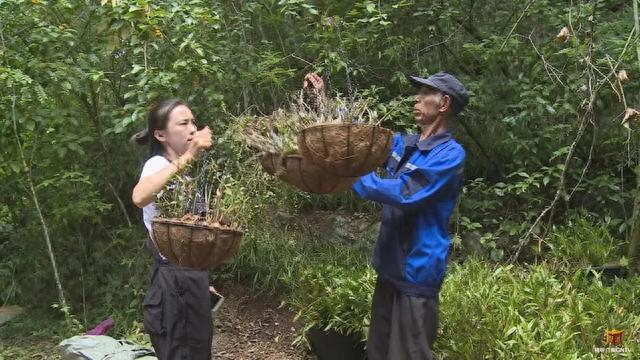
140, 156, 170, 179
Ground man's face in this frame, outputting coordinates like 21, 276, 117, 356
413, 86, 449, 125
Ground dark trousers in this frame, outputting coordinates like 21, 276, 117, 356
367, 277, 439, 360
143, 261, 213, 360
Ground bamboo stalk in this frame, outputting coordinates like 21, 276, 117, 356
10, 95, 69, 312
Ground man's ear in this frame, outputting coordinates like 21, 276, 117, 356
440, 94, 452, 113
154, 129, 166, 143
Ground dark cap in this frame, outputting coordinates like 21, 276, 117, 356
408, 72, 469, 114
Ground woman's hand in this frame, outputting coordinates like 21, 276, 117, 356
133, 127, 213, 209
183, 126, 213, 161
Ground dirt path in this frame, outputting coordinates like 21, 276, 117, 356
212, 281, 311, 360
0, 281, 312, 360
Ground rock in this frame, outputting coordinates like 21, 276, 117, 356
0, 305, 24, 326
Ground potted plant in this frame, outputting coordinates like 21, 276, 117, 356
288, 263, 376, 360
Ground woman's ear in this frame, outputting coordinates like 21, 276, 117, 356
154, 129, 166, 143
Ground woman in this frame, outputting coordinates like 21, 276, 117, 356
132, 98, 214, 360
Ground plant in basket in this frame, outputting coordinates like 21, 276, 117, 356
239, 92, 393, 193
152, 153, 243, 269
296, 95, 395, 178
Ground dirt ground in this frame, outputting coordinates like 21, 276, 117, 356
0, 281, 312, 360
212, 281, 311, 360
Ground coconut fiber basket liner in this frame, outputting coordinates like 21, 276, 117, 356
258, 152, 357, 194
258, 151, 282, 176
152, 218, 243, 269
298, 123, 394, 177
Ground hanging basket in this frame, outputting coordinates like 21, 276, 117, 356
258, 152, 357, 194
258, 151, 283, 176
151, 218, 243, 269
297, 124, 393, 177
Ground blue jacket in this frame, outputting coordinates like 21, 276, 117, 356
352, 131, 465, 297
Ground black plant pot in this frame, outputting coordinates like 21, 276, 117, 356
308, 326, 367, 360
586, 262, 628, 280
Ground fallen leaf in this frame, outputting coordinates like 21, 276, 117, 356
557, 26, 571, 43
622, 108, 640, 128
617, 70, 629, 83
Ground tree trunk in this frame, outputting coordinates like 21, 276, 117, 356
628, 167, 640, 276
628, 0, 640, 276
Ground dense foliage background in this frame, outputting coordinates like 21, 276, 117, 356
2, 0, 640, 358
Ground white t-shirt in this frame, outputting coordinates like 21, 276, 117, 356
140, 155, 171, 240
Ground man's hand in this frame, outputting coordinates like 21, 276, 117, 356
303, 73, 325, 94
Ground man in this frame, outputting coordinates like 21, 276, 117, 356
304, 72, 468, 360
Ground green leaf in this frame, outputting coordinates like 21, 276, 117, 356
68, 142, 84, 155
131, 65, 144, 74
8, 161, 22, 173
366, 3, 376, 13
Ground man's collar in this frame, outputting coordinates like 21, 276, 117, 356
404, 131, 452, 151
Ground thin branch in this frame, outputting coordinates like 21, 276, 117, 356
606, 55, 627, 108
500, 0, 536, 51
457, 116, 505, 179
598, 27, 635, 84
522, 33, 567, 87
2, 14, 69, 312
566, 123, 596, 201
510, 113, 592, 263
417, 25, 463, 54
11, 95, 69, 311
108, 182, 132, 227
510, 4, 598, 263
635, 0, 640, 76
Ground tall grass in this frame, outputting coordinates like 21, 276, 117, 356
546, 217, 627, 267
439, 259, 640, 359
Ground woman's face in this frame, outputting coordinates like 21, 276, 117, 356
155, 105, 197, 156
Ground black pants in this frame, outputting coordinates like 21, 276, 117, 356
143, 261, 213, 360
367, 277, 439, 360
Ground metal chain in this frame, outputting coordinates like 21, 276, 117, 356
186, 150, 215, 216
333, 19, 355, 107
322, 67, 332, 96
